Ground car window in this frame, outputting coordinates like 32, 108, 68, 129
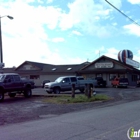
0, 75, 5, 81
13, 75, 20, 81
5, 75, 14, 82
63, 78, 70, 83
70, 77, 77, 82
55, 77, 63, 82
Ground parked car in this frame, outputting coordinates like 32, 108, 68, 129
111, 77, 129, 88
95, 77, 107, 87
44, 76, 97, 94
41, 80, 50, 88
0, 73, 33, 102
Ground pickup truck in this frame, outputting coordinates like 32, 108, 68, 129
0, 73, 34, 102
44, 76, 97, 94
95, 77, 107, 87
111, 77, 129, 88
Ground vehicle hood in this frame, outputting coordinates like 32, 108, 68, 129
45, 82, 58, 86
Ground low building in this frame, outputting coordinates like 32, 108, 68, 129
10, 61, 89, 86
0, 55, 140, 87
78, 55, 140, 86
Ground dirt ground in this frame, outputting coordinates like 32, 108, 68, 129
0, 87, 140, 126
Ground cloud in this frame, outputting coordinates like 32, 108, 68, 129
104, 47, 119, 60
127, 0, 140, 4
123, 24, 140, 36
95, 46, 105, 55
72, 30, 83, 36
51, 37, 65, 42
47, 0, 53, 4
58, 0, 116, 37
1, 0, 120, 38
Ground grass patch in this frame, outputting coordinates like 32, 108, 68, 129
43, 94, 110, 104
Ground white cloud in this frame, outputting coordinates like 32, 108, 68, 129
47, 0, 53, 4
127, 0, 140, 4
51, 37, 65, 43
104, 47, 119, 60
58, 0, 115, 36
112, 22, 117, 26
95, 46, 105, 55
123, 24, 140, 36
72, 30, 83, 36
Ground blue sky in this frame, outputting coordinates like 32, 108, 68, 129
1, 0, 140, 68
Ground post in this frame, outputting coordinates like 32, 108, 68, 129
87, 84, 91, 98
0, 17, 3, 64
71, 84, 75, 98
0, 15, 13, 68
85, 84, 88, 96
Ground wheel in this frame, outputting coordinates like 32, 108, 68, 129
47, 91, 52, 94
0, 92, 4, 102
103, 84, 106, 88
8, 93, 16, 97
53, 88, 60, 94
24, 88, 32, 98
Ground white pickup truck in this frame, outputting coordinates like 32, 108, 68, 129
44, 76, 97, 94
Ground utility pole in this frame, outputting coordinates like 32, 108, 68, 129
0, 15, 13, 68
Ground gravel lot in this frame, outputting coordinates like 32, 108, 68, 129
0, 87, 140, 126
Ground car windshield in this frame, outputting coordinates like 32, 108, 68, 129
55, 77, 63, 83
0, 75, 5, 81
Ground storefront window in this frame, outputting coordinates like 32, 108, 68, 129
118, 74, 125, 78
109, 74, 117, 80
96, 74, 102, 77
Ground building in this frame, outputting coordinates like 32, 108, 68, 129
0, 55, 140, 87
78, 55, 140, 86
9, 61, 90, 86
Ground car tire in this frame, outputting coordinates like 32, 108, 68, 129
53, 88, 60, 94
47, 91, 52, 94
24, 88, 32, 98
0, 92, 4, 102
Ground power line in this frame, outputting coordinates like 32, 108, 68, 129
105, 0, 140, 26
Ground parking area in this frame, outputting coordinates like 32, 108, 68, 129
0, 86, 140, 126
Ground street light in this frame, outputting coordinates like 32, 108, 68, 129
0, 15, 14, 68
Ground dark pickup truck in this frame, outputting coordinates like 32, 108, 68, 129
0, 73, 34, 102
95, 77, 107, 87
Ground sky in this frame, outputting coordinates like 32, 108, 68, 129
1, 0, 140, 68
